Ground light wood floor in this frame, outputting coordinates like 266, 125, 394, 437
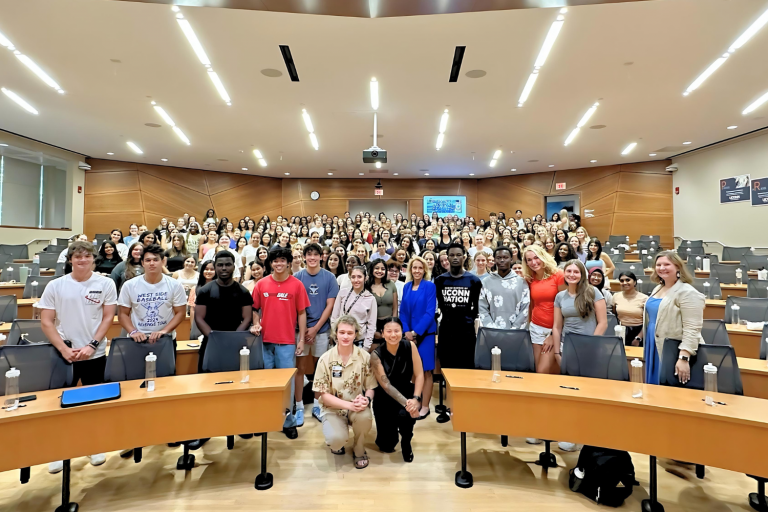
0, 388, 759, 512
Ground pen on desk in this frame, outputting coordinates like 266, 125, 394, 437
560, 386, 580, 390
505, 375, 523, 379
215, 381, 234, 385
702, 398, 727, 405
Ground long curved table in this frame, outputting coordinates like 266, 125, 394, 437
443, 368, 768, 509
0, 369, 294, 511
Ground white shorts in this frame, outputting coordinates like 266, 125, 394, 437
297, 331, 330, 357
529, 323, 553, 345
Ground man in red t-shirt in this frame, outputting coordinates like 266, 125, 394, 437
250, 246, 309, 439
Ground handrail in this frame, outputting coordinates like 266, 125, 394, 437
673, 237, 768, 251
25, 238, 54, 246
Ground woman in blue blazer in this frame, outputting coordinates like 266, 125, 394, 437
399, 255, 437, 419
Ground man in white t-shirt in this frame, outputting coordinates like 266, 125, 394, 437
57, 233, 90, 263
40, 241, 118, 473
118, 244, 187, 342
468, 234, 493, 258
242, 235, 260, 265
308, 219, 324, 237
514, 210, 525, 229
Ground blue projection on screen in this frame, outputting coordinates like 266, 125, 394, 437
423, 196, 466, 218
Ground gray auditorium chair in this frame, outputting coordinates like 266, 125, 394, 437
742, 255, 768, 271
724, 297, 768, 323
37, 253, 59, 270
710, 263, 748, 285
634, 278, 657, 295
474, 327, 535, 372
614, 262, 644, 277
691, 277, 722, 299
56, 238, 72, 246
659, 339, 742, 481
561, 333, 629, 381
701, 319, 730, 345
678, 246, 706, 259
22, 275, 58, 299
0, 244, 28, 260
0, 263, 31, 283
638, 235, 661, 244
608, 235, 629, 247
7, 320, 47, 345
606, 313, 619, 333
678, 240, 704, 248
748, 279, 768, 298
0, 254, 13, 267
722, 246, 752, 262
0, 296, 18, 323
609, 252, 625, 264
0, 343, 73, 484
104, 336, 176, 464
636, 240, 662, 254
54, 262, 65, 277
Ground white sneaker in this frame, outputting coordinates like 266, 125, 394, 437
90, 453, 106, 466
558, 442, 580, 452
48, 461, 63, 474
526, 438, 543, 445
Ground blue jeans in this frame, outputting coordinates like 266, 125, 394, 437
263, 342, 297, 429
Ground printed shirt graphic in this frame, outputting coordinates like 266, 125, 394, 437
118, 275, 188, 334
435, 272, 483, 327
252, 275, 311, 344
294, 268, 339, 333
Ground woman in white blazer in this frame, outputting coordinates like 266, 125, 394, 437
642, 251, 705, 385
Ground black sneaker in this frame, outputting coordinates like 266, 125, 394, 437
283, 426, 298, 439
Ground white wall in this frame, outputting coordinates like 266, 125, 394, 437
673, 130, 768, 246
0, 131, 85, 247
348, 200, 409, 221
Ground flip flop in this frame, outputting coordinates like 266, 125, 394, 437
353, 452, 369, 469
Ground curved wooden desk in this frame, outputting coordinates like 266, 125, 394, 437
0, 370, 294, 510
443, 368, 768, 507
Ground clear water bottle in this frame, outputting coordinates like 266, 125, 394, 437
491, 346, 501, 382
646, 255, 653, 269
731, 304, 741, 325
630, 359, 643, 398
695, 256, 702, 271
736, 268, 743, 285
19, 266, 28, 285
703, 281, 711, 299
704, 363, 718, 406
240, 346, 250, 383
145, 352, 157, 392
4, 367, 20, 412
0, 267, 7, 284
32, 254, 39, 265
30, 280, 38, 299
614, 324, 626, 341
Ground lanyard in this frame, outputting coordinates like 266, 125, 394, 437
342, 290, 363, 316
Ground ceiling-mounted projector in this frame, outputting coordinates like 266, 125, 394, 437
363, 147, 387, 164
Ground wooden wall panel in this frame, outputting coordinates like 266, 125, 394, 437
582, 214, 613, 242
210, 178, 282, 222
138, 164, 209, 193
138, 173, 213, 214
614, 192, 673, 214
141, 193, 190, 223
302, 199, 348, 218
552, 165, 620, 191
574, 173, 620, 206
84, 191, 142, 213
505, 172, 554, 194
618, 172, 672, 196
206, 172, 260, 195
85, 212, 145, 237
582, 194, 616, 218
612, 213, 674, 245
282, 180, 302, 206
477, 180, 545, 219
85, 171, 139, 194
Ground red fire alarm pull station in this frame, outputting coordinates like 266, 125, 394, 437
675, 187, 679, 195
78, 186, 82, 193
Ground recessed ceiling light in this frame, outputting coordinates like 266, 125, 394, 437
107, 152, 114, 155
682, 141, 692, 145
161, 158, 169, 162
649, 153, 657, 157
153, 105, 175, 126
510, 169, 516, 172
327, 172, 333, 175
469, 173, 475, 176
359, 172, 364, 175
424, 173, 430, 176
375, 161, 381, 169
727, 125, 738, 129
393, 173, 399, 176
242, 167, 248, 171
126, 141, 143, 154
548, 164, 555, 168
284, 172, 290, 175
1, 87, 38, 114
171, 5, 180, 12
590, 160, 597, 163
621, 142, 637, 155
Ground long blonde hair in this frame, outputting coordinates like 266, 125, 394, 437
650, 250, 694, 285
521, 244, 560, 282
406, 255, 432, 282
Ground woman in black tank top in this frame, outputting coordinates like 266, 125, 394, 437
370, 317, 424, 462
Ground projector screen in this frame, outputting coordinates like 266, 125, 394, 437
423, 195, 467, 218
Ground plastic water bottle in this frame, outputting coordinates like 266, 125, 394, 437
736, 268, 743, 285
695, 256, 702, 271
4, 367, 19, 412
491, 346, 501, 382
703, 281, 711, 299
240, 347, 250, 383
19, 266, 28, 285
145, 352, 157, 392
630, 359, 643, 398
646, 255, 653, 269
731, 304, 741, 325
32, 254, 39, 265
704, 363, 718, 406
30, 280, 38, 299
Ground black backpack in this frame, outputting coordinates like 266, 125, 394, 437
568, 446, 636, 507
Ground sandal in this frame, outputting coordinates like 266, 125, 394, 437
353, 452, 369, 469
330, 447, 345, 455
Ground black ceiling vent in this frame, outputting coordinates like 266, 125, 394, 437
449, 46, 466, 82
279, 45, 300, 82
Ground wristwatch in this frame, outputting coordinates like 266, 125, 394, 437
413, 395, 422, 402
88, 339, 100, 350
366, 396, 372, 408
678, 354, 690, 362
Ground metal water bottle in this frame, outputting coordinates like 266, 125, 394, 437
491, 346, 501, 382
630, 359, 643, 398
4, 367, 20, 412
731, 304, 741, 325
240, 347, 250, 383
704, 363, 718, 406
145, 352, 157, 392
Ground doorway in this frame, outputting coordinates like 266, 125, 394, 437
545, 194, 580, 222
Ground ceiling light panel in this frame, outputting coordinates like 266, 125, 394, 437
1, 87, 38, 114
302, 109, 319, 150
621, 142, 637, 155
253, 149, 267, 167
563, 102, 599, 146
370, 78, 379, 110
126, 141, 143, 154
0, 28, 64, 94
435, 109, 448, 150
684, 5, 768, 95
151, 102, 191, 145
518, 8, 567, 107
743, 91, 768, 115
174, 8, 231, 105
489, 149, 501, 167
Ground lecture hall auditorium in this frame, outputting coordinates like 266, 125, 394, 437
1, 0, 768, 510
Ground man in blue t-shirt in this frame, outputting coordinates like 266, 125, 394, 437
294, 243, 339, 424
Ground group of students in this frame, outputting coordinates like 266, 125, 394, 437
37, 207, 706, 471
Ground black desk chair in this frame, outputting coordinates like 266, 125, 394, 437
742, 255, 768, 271
609, 252, 625, 264
614, 262, 644, 277
22, 275, 58, 299
561, 333, 629, 381
638, 235, 661, 243
0, 296, 17, 323
606, 313, 619, 334
711, 263, 749, 285
724, 297, 768, 323
104, 336, 176, 464
608, 235, 629, 247
691, 276, 722, 299
636, 240, 662, 254
701, 319, 730, 345
678, 239, 704, 248
199, 331, 266, 469
0, 343, 73, 486
722, 246, 753, 262
677, 246, 706, 259
54, 262, 65, 277
747, 279, 768, 299
38, 253, 59, 271
7, 320, 48, 345
0, 244, 28, 260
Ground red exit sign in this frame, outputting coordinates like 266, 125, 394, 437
556, 182, 567, 190
375, 188, 384, 196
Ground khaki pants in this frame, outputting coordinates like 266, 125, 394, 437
321, 408, 373, 456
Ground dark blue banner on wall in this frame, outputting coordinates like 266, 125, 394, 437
751, 177, 768, 206
720, 174, 750, 203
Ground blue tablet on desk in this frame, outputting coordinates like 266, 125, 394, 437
61, 382, 121, 408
